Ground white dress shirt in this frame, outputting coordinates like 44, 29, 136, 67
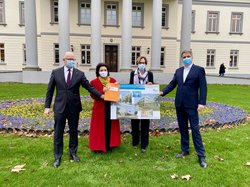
64, 66, 73, 83
183, 63, 193, 83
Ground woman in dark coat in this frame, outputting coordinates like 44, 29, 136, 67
129, 56, 154, 153
89, 63, 121, 152
219, 63, 226, 76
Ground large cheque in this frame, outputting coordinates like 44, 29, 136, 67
111, 84, 161, 119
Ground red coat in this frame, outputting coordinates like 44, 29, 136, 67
89, 77, 121, 151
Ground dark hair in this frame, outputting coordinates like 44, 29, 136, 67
95, 63, 110, 77
181, 50, 193, 58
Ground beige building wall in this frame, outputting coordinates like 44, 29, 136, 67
1, 0, 250, 76
186, 1, 250, 75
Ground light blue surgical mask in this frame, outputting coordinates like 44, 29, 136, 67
99, 71, 108, 78
66, 60, 75, 69
138, 64, 146, 71
182, 57, 192, 66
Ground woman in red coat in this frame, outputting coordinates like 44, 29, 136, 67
89, 63, 121, 152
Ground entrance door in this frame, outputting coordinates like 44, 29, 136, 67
105, 45, 118, 72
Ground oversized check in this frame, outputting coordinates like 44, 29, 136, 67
111, 84, 161, 119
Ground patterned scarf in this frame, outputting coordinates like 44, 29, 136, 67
133, 69, 148, 85
98, 76, 110, 86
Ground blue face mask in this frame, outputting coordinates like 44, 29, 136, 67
66, 60, 75, 69
138, 64, 146, 71
182, 58, 192, 66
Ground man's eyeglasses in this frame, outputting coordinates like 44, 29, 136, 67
182, 56, 191, 59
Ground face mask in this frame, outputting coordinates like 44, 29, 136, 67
138, 64, 146, 71
99, 71, 108, 78
66, 60, 75, 69
182, 58, 192, 66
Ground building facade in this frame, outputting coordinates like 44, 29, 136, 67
0, 0, 250, 76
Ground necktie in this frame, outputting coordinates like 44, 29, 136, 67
66, 68, 71, 87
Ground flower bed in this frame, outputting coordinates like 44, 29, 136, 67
0, 97, 247, 134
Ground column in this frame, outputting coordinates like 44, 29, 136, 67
150, 0, 162, 72
120, 0, 132, 72
180, 0, 192, 66
59, 0, 70, 66
23, 0, 41, 71
90, 0, 101, 71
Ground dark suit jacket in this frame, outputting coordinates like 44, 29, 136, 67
129, 70, 154, 84
45, 67, 102, 114
162, 64, 207, 109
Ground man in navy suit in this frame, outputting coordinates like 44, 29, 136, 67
44, 51, 104, 168
160, 50, 207, 168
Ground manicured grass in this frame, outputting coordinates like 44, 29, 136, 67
0, 82, 47, 100
0, 83, 250, 186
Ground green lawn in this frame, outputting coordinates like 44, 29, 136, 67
0, 83, 250, 187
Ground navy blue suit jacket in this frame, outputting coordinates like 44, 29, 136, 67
162, 64, 207, 109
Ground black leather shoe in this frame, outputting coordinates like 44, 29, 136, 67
176, 151, 189, 158
70, 154, 80, 162
53, 159, 60, 168
199, 157, 207, 168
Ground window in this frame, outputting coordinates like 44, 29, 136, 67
132, 4, 143, 27
0, 43, 5, 63
206, 49, 215, 67
131, 46, 141, 65
105, 3, 118, 26
81, 44, 91, 64
162, 5, 169, 28
79, 0, 91, 25
230, 12, 243, 33
0, 0, 5, 24
230, 50, 238, 67
51, 0, 58, 23
191, 10, 195, 33
54, 44, 59, 64
19, 1, 25, 26
207, 11, 219, 33
23, 44, 26, 64
160, 47, 165, 66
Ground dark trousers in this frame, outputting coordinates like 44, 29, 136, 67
131, 119, 150, 149
104, 101, 111, 151
53, 105, 79, 159
176, 106, 205, 158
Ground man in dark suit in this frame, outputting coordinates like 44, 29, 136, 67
44, 51, 103, 168
160, 50, 207, 168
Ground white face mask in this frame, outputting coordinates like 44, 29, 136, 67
99, 71, 108, 78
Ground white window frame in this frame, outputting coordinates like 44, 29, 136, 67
0, 43, 5, 64
19, 1, 25, 26
50, 0, 58, 24
206, 49, 216, 67
54, 43, 59, 64
132, 3, 144, 28
230, 12, 243, 34
104, 2, 119, 26
229, 50, 239, 68
162, 4, 169, 29
206, 11, 220, 33
0, 0, 6, 25
80, 44, 91, 65
131, 46, 141, 66
78, 0, 91, 25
